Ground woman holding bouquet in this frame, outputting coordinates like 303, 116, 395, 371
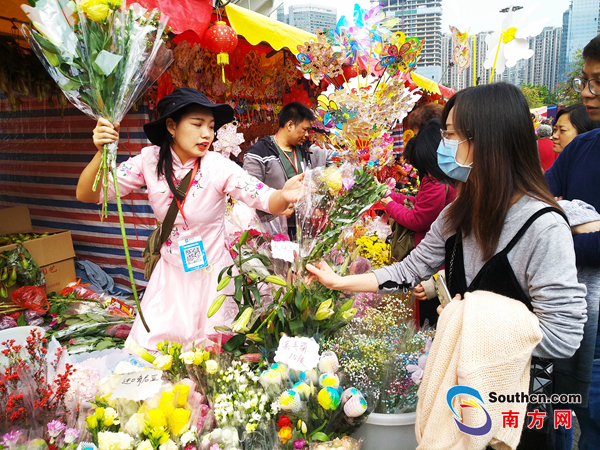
76, 88, 303, 351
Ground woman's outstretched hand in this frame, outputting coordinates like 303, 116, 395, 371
281, 173, 305, 203
305, 260, 341, 290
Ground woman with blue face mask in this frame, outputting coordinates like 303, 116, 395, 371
305, 83, 587, 448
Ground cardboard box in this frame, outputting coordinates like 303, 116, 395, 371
1, 205, 76, 295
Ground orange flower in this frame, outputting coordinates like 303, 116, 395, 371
278, 426, 293, 444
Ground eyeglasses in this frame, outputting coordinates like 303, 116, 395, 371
440, 129, 471, 144
573, 77, 600, 96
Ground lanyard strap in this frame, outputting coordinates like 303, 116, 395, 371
275, 135, 299, 174
282, 147, 299, 174
174, 159, 199, 226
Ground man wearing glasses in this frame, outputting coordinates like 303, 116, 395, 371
545, 36, 600, 450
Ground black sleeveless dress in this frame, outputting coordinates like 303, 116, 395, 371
445, 207, 568, 449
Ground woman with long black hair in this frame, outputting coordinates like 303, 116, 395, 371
306, 83, 587, 448
77, 88, 303, 351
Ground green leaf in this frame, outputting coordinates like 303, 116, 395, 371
32, 31, 60, 54
311, 432, 329, 442
277, 308, 285, 324
234, 276, 243, 302
223, 334, 247, 352
17, 314, 26, 327
289, 320, 304, 336
250, 287, 261, 306
217, 265, 230, 283
87, 313, 106, 322
337, 298, 354, 314
294, 289, 303, 310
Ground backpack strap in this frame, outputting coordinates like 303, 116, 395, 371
500, 206, 569, 255
159, 168, 194, 246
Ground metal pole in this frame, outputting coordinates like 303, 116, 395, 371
472, 34, 476, 86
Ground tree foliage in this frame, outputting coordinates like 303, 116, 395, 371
556, 49, 585, 106
520, 83, 561, 108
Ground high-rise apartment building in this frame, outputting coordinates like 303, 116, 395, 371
287, 4, 337, 33
441, 31, 499, 90
374, 0, 443, 82
529, 27, 563, 91
559, 0, 600, 82
558, 5, 571, 83
276, 4, 288, 24
441, 26, 563, 92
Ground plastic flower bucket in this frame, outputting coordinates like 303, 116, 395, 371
352, 412, 417, 450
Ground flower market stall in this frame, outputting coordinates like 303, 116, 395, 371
0, 1, 453, 449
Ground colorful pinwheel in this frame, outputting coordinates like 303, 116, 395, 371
374, 36, 422, 75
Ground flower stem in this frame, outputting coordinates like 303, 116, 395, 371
111, 166, 150, 332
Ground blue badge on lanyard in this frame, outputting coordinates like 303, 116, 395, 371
179, 236, 209, 272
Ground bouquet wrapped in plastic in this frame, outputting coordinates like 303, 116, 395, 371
21, 0, 175, 330
295, 164, 387, 267
0, 329, 78, 433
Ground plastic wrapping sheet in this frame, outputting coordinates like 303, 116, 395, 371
0, 95, 155, 291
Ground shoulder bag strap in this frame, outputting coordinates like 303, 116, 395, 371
159, 168, 194, 245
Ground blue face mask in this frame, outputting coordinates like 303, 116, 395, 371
437, 138, 472, 182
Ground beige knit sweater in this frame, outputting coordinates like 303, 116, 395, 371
415, 291, 543, 450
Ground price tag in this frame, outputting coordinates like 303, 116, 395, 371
274, 336, 320, 371
111, 369, 163, 401
271, 241, 300, 263
179, 235, 209, 272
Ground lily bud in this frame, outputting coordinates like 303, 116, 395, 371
231, 308, 253, 333
315, 299, 334, 321
246, 333, 264, 342
341, 308, 357, 321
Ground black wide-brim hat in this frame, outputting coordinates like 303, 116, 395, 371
143, 87, 234, 146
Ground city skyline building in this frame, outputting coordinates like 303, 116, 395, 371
559, 0, 600, 82
441, 26, 563, 92
283, 4, 337, 33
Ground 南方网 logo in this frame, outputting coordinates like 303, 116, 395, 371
447, 386, 493, 436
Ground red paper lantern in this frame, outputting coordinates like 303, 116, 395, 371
205, 21, 238, 82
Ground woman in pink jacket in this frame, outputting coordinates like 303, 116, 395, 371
380, 119, 457, 247
380, 118, 457, 326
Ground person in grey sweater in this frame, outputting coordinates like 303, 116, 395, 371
306, 83, 586, 362
244, 102, 330, 239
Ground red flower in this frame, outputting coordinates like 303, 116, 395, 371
277, 415, 292, 428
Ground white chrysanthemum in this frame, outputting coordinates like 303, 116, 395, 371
136, 440, 153, 450
124, 413, 145, 436
98, 431, 134, 450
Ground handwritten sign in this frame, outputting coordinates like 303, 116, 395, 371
111, 369, 163, 401
271, 241, 300, 263
274, 336, 320, 371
